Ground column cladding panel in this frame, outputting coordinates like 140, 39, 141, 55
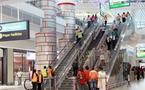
58, 2, 75, 40
35, 0, 57, 70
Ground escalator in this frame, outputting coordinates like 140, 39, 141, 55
57, 25, 111, 90
106, 21, 131, 80
107, 50, 125, 89
43, 21, 103, 90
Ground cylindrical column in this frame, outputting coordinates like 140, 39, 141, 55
35, 0, 57, 70
58, 2, 75, 40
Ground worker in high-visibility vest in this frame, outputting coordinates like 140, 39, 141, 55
37, 70, 43, 90
41, 66, 48, 78
31, 69, 38, 90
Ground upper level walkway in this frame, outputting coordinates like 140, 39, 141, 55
112, 79, 145, 90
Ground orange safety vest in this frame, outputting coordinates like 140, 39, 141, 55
32, 73, 38, 82
38, 74, 43, 83
89, 70, 98, 80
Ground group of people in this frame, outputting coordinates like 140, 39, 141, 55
31, 66, 54, 90
86, 14, 98, 28
76, 66, 106, 90
132, 66, 144, 81
116, 12, 131, 24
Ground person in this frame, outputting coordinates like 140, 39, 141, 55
87, 15, 91, 28
48, 66, 55, 87
48, 66, 54, 78
106, 35, 112, 50
72, 60, 79, 76
116, 13, 121, 24
112, 20, 118, 30
141, 67, 144, 79
37, 70, 43, 90
31, 69, 38, 90
77, 67, 88, 90
94, 14, 98, 22
136, 67, 140, 80
98, 67, 107, 90
104, 15, 107, 27
89, 67, 98, 90
111, 29, 119, 49
16, 69, 22, 85
75, 26, 81, 43
41, 66, 48, 78
77, 29, 83, 45
84, 66, 90, 90
122, 12, 126, 23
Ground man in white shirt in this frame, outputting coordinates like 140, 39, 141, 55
16, 69, 23, 85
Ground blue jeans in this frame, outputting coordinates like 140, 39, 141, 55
89, 80, 97, 90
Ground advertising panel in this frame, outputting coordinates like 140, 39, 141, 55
109, 0, 130, 9
0, 21, 29, 41
136, 47, 145, 58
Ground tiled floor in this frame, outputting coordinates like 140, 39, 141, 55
112, 79, 145, 90
0, 85, 25, 90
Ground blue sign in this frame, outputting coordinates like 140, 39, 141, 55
0, 21, 29, 41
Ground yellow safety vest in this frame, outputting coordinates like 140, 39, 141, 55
32, 73, 38, 82
41, 69, 48, 77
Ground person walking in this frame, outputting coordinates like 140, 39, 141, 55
89, 67, 98, 90
77, 67, 88, 90
48, 66, 55, 87
16, 69, 22, 85
116, 13, 121, 24
84, 66, 90, 90
72, 60, 79, 76
37, 70, 43, 90
122, 12, 126, 23
87, 15, 91, 28
41, 66, 48, 78
104, 15, 107, 27
31, 69, 38, 90
98, 67, 107, 90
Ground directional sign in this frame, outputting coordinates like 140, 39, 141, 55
0, 20, 30, 41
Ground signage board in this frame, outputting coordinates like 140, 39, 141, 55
109, 0, 130, 9
136, 47, 145, 58
0, 21, 29, 41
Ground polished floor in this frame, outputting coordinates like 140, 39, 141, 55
0, 79, 145, 90
112, 79, 145, 90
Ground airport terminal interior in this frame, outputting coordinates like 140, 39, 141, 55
0, 0, 145, 90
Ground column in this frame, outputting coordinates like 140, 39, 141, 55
35, 0, 57, 70
3, 48, 14, 85
58, 2, 75, 40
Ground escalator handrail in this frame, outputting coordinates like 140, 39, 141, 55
55, 22, 103, 88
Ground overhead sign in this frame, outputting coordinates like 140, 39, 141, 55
0, 21, 30, 41
109, 0, 130, 9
